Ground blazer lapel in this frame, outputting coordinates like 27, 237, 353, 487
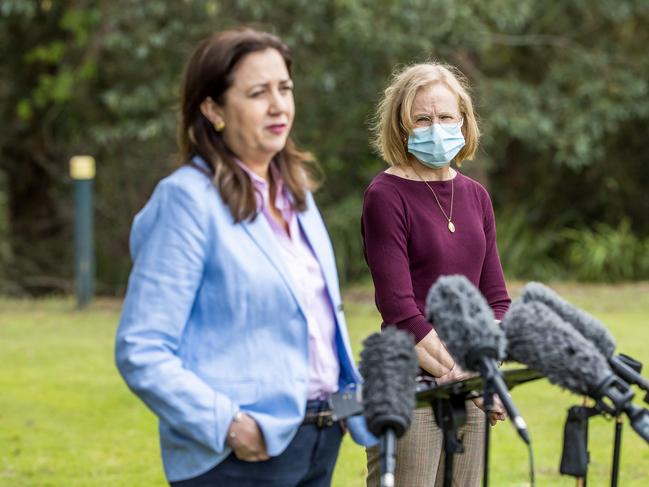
240, 216, 303, 309
298, 201, 360, 384
297, 205, 341, 308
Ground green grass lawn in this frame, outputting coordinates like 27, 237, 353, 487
1, 282, 648, 486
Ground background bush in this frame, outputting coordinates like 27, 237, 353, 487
564, 220, 649, 282
2, 0, 649, 293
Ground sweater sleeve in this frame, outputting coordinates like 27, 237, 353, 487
478, 190, 511, 319
361, 182, 433, 343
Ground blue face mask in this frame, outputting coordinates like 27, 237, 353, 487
407, 121, 465, 168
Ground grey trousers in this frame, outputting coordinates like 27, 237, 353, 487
366, 400, 485, 487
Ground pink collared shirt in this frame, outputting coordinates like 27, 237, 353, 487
237, 160, 339, 400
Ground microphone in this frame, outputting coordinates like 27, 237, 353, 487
425, 274, 531, 444
502, 300, 649, 443
359, 327, 418, 487
521, 282, 649, 400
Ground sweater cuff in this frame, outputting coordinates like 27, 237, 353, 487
384, 314, 433, 344
493, 307, 507, 320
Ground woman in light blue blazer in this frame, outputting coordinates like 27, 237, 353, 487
115, 28, 368, 486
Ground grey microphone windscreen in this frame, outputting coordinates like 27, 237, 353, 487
521, 282, 616, 357
425, 274, 505, 371
359, 327, 418, 438
502, 300, 613, 395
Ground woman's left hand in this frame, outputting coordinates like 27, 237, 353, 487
226, 413, 270, 462
472, 394, 507, 426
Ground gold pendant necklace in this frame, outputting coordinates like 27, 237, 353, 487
411, 165, 455, 233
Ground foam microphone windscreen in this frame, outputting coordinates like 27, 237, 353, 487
359, 327, 418, 438
521, 283, 649, 395
505, 301, 649, 443
521, 282, 616, 357
425, 274, 505, 370
502, 300, 613, 395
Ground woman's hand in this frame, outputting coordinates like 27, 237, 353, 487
435, 363, 475, 385
226, 413, 270, 461
414, 329, 456, 377
472, 395, 507, 426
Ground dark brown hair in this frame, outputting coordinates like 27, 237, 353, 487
179, 27, 318, 221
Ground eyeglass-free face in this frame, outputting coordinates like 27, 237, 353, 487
211, 48, 295, 169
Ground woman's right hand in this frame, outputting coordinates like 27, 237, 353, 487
414, 328, 456, 378
472, 395, 507, 426
226, 413, 270, 462
435, 363, 474, 385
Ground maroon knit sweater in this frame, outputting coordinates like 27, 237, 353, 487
361, 171, 511, 343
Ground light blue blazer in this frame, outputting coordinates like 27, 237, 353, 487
115, 158, 365, 482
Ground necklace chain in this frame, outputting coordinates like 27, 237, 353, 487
410, 165, 455, 233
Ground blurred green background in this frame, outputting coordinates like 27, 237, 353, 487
2, 0, 649, 293
2, 1, 649, 486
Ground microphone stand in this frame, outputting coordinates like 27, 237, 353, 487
432, 394, 468, 487
611, 415, 623, 487
416, 368, 543, 487
561, 402, 628, 487
379, 429, 397, 487
609, 353, 644, 487
481, 366, 496, 487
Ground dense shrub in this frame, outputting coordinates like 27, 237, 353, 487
565, 220, 649, 282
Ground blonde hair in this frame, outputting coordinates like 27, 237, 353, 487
372, 62, 480, 167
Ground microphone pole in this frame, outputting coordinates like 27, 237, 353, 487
359, 328, 418, 487
481, 362, 495, 487
480, 356, 530, 442
474, 352, 531, 487
380, 428, 397, 487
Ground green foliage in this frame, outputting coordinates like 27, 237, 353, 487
496, 206, 567, 281
2, 0, 649, 291
565, 219, 649, 282
24, 40, 66, 64
322, 194, 365, 286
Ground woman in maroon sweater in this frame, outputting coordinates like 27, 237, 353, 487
362, 62, 510, 486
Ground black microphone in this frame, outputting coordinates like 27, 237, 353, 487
521, 282, 649, 399
502, 300, 649, 443
359, 327, 418, 487
425, 274, 531, 444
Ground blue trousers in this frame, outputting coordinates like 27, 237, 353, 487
170, 422, 343, 487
